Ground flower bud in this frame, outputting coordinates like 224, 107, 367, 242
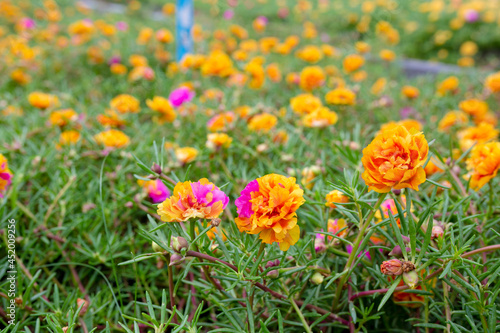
151, 163, 162, 174
210, 218, 221, 228
171, 236, 189, 253
265, 259, 280, 268
267, 269, 279, 279
403, 271, 419, 289
314, 238, 327, 253
77, 298, 88, 316
310, 272, 324, 285
392, 189, 401, 196
169, 253, 184, 266
431, 226, 444, 239
380, 259, 404, 276
152, 241, 164, 252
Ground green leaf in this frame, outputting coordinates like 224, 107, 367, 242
378, 276, 402, 311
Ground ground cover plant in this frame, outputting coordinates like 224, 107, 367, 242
1, 0, 500, 332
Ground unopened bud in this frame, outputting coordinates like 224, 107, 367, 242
169, 253, 184, 266
265, 259, 280, 268
381, 259, 404, 276
392, 189, 401, 196
310, 272, 324, 285
151, 163, 162, 174
431, 226, 444, 239
403, 271, 419, 289
62, 327, 69, 333
152, 241, 164, 253
210, 218, 221, 228
77, 298, 88, 316
314, 239, 327, 253
267, 270, 279, 279
171, 236, 189, 253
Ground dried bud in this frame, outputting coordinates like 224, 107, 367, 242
152, 241, 164, 253
402, 261, 416, 273
431, 226, 444, 239
62, 327, 69, 333
171, 236, 189, 253
169, 253, 184, 266
267, 270, 279, 279
151, 163, 162, 174
310, 272, 324, 285
381, 259, 404, 276
403, 271, 419, 289
392, 189, 401, 196
210, 218, 221, 228
265, 259, 280, 269
77, 298, 88, 316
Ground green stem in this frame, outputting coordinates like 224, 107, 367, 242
331, 193, 387, 311
487, 182, 494, 219
289, 296, 313, 333
443, 280, 451, 333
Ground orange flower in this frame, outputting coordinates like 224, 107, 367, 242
437, 76, 459, 95
248, 113, 277, 132
175, 147, 198, 164
296, 45, 323, 63
49, 109, 78, 127
459, 99, 488, 119
57, 130, 81, 148
485, 71, 500, 93
157, 179, 229, 222
235, 174, 305, 251
438, 110, 468, 132
110, 94, 140, 114
28, 92, 59, 109
392, 277, 425, 308
299, 66, 325, 91
457, 123, 499, 151
266, 63, 282, 83
97, 109, 126, 128
379, 49, 396, 62
0, 154, 13, 198
379, 119, 422, 134
290, 94, 322, 115
465, 142, 500, 190
302, 107, 338, 128
325, 190, 349, 208
325, 88, 356, 105
424, 158, 444, 176
371, 78, 387, 95
207, 112, 235, 132
362, 125, 429, 193
245, 59, 266, 89
94, 129, 130, 148
343, 54, 365, 73
401, 86, 419, 99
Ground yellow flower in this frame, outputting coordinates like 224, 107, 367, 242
266, 63, 282, 83
343, 54, 365, 73
296, 45, 323, 63
299, 66, 325, 91
302, 107, 338, 128
58, 130, 81, 147
156, 28, 173, 43
146, 96, 176, 123
206, 133, 233, 150
379, 49, 396, 62
325, 190, 349, 208
465, 142, 500, 190
248, 113, 277, 132
201, 50, 234, 77
371, 78, 387, 95
110, 63, 127, 75
355, 41, 371, 54
175, 147, 198, 164
460, 41, 478, 56
94, 129, 130, 148
362, 125, 429, 193
110, 94, 140, 114
290, 94, 322, 114
325, 88, 356, 105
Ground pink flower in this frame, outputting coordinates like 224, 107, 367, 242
234, 180, 259, 218
223, 10, 234, 20
169, 87, 195, 107
148, 179, 170, 203
464, 9, 479, 23
191, 180, 229, 210
108, 55, 121, 65
20, 18, 36, 30
116, 21, 128, 31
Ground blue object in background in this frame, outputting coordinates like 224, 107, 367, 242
176, 0, 193, 62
